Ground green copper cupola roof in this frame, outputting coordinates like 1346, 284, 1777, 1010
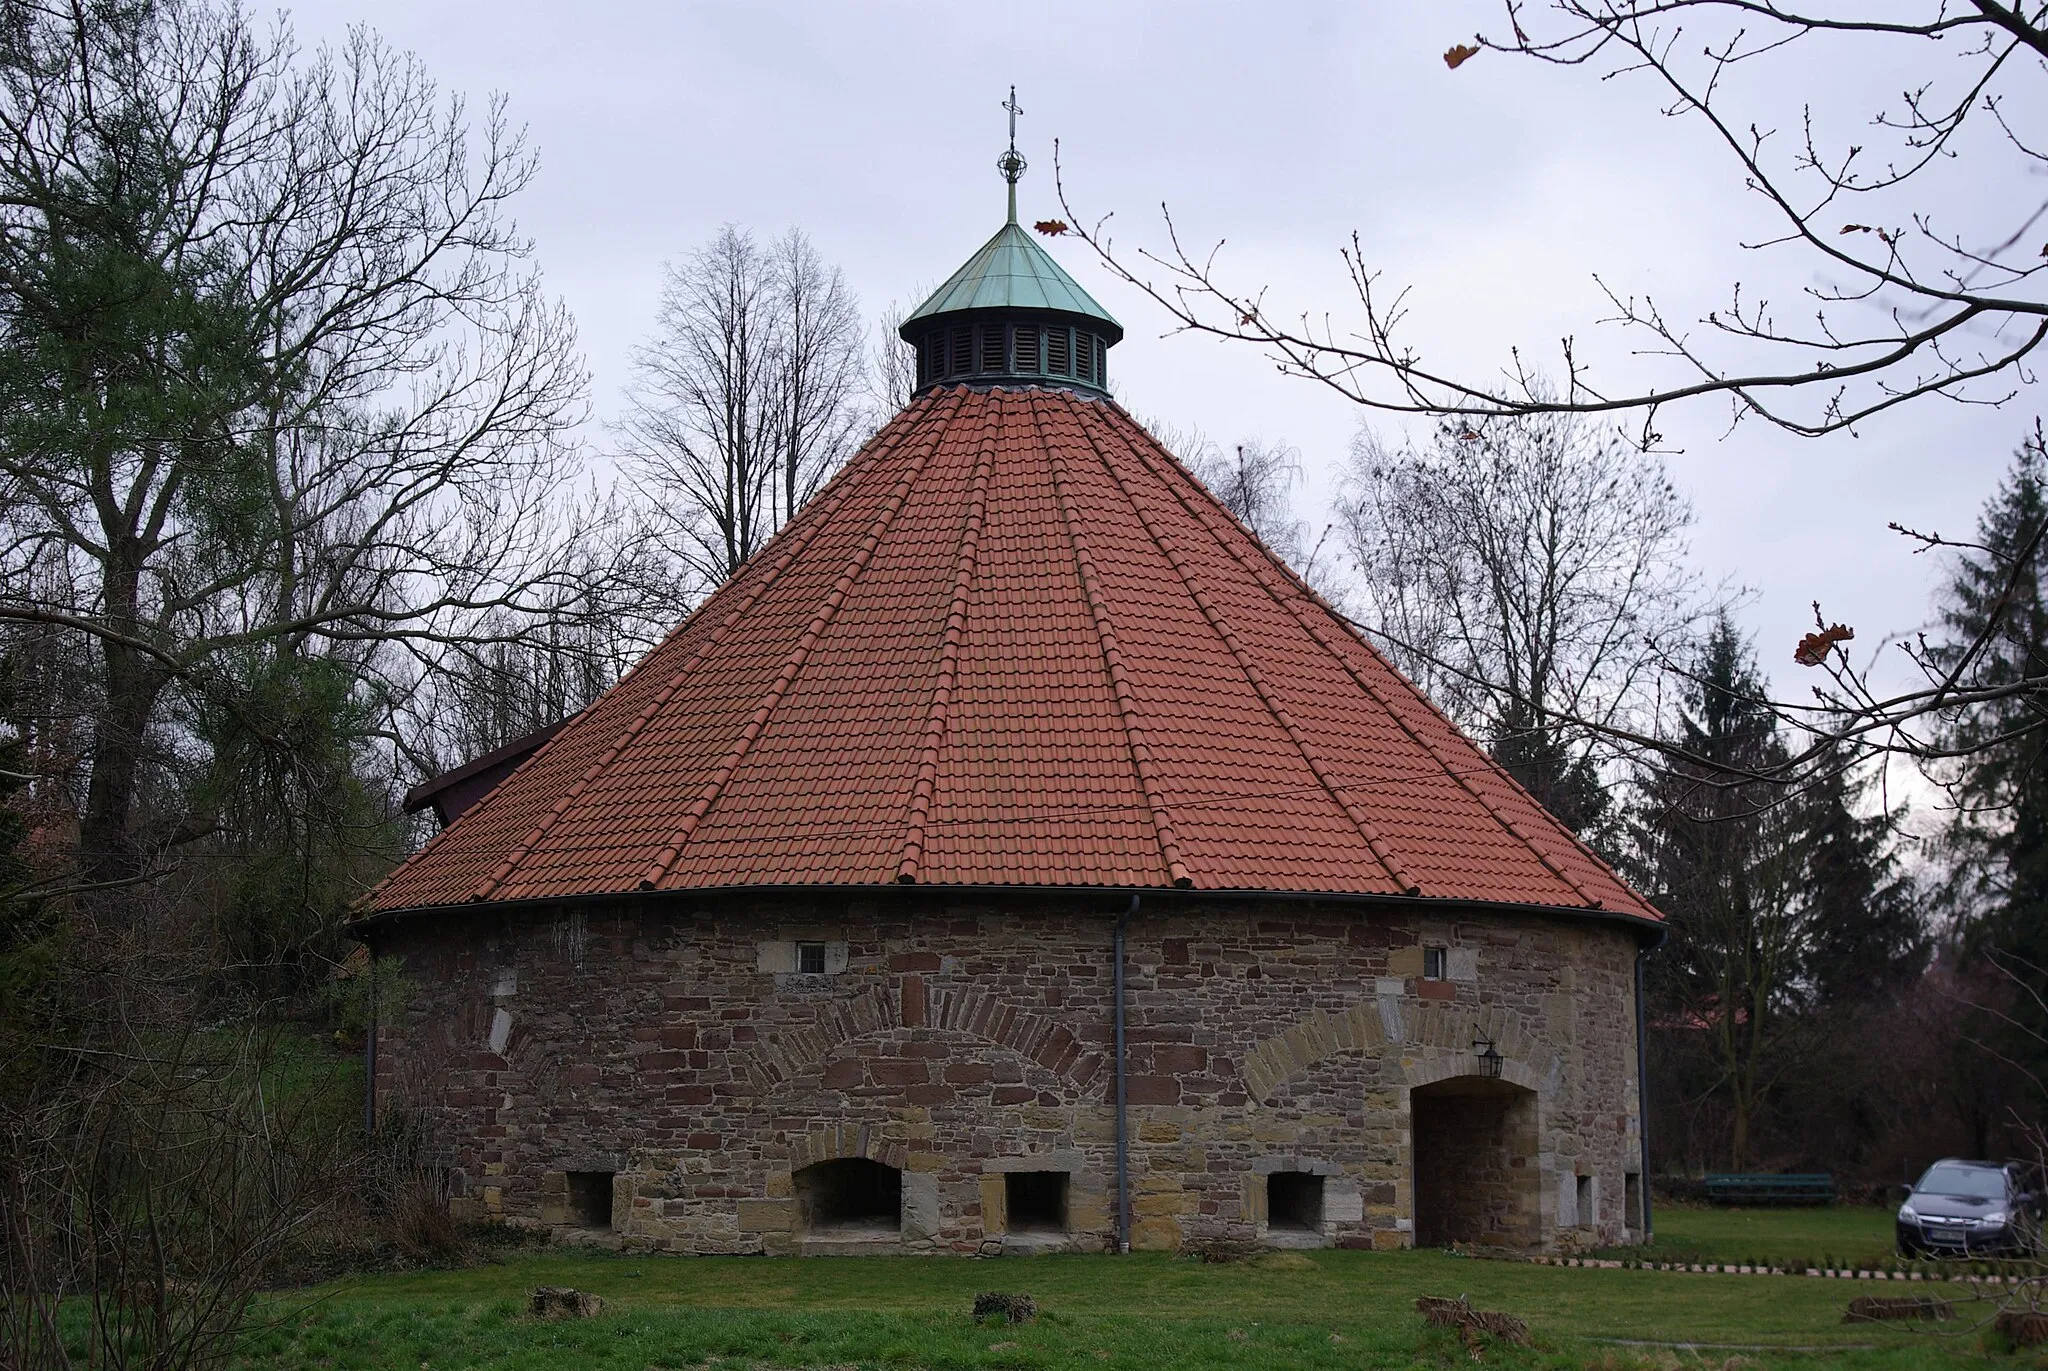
901, 221, 1122, 341
900, 88, 1121, 397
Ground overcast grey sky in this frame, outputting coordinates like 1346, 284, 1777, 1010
282, 1, 2034, 710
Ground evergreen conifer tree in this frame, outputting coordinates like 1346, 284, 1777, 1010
1635, 615, 1801, 1168
1936, 432, 2048, 1081
1797, 751, 1927, 1007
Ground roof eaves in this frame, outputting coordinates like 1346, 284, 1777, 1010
400, 715, 573, 814
348, 880, 1667, 942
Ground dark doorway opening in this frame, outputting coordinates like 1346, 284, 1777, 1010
1005, 1172, 1069, 1233
1267, 1172, 1325, 1231
1411, 1076, 1539, 1249
795, 1158, 902, 1235
566, 1171, 614, 1229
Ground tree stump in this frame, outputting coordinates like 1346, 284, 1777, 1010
530, 1286, 606, 1319
1416, 1295, 1530, 1347
1844, 1295, 1952, 1323
1997, 1309, 2048, 1347
973, 1292, 1037, 1324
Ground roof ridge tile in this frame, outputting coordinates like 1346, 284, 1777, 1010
896, 405, 998, 884
634, 389, 962, 891
460, 403, 919, 904
1030, 391, 1191, 889
1071, 401, 1418, 897
1107, 412, 1611, 912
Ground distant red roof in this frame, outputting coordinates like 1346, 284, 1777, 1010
368, 386, 1657, 922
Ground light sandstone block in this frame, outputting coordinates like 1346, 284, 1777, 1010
736, 1199, 796, 1232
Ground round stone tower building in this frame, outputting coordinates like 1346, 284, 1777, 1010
356, 126, 1662, 1257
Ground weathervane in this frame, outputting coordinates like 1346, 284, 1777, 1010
998, 85, 1026, 224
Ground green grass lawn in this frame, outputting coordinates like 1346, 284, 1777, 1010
1621, 1203, 1903, 1269
236, 1240, 2035, 1371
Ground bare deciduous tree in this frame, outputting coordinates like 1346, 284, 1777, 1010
1150, 422, 1326, 577
620, 226, 868, 592
1340, 409, 1706, 831
0, 0, 618, 887
1057, 3, 2047, 444
871, 297, 921, 417
1049, 4, 2048, 781
768, 231, 867, 527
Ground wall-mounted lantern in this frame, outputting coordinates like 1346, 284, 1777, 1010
1473, 1037, 1504, 1079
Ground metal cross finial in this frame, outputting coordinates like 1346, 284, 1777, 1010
997, 85, 1026, 223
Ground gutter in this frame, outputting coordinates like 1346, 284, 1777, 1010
347, 881, 1666, 942
1114, 893, 1139, 1254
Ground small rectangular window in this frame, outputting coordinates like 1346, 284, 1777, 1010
1624, 1172, 1642, 1231
1422, 947, 1447, 981
796, 941, 827, 974
1004, 1171, 1069, 1233
567, 1170, 614, 1229
1267, 1172, 1324, 1231
1014, 326, 1039, 373
1046, 328, 1070, 376
1576, 1174, 1594, 1228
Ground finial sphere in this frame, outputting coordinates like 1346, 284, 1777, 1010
997, 148, 1027, 185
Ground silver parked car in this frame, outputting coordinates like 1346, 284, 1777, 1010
1896, 1159, 2042, 1257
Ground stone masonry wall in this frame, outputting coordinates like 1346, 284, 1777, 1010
367, 892, 1647, 1255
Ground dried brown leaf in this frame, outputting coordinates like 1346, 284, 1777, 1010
1794, 623, 1854, 667
1444, 43, 1480, 69
1033, 219, 1069, 237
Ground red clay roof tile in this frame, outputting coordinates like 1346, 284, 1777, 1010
369, 386, 1658, 922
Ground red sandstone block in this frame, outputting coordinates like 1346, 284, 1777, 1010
943, 1063, 994, 1085
821, 1058, 864, 1089
1153, 1044, 1207, 1073
1417, 980, 1456, 1002
905, 1083, 956, 1105
889, 952, 941, 971
992, 1086, 1034, 1105
901, 973, 926, 1028
1125, 1075, 1180, 1105
869, 1059, 927, 1086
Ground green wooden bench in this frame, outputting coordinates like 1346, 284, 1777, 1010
1704, 1173, 1836, 1206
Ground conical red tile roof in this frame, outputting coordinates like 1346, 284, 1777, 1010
369, 386, 1657, 922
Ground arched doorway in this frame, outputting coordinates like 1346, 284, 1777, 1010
1411, 1076, 1539, 1248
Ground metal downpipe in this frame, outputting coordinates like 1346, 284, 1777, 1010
364, 959, 379, 1136
1114, 894, 1139, 1254
1635, 931, 1665, 1244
